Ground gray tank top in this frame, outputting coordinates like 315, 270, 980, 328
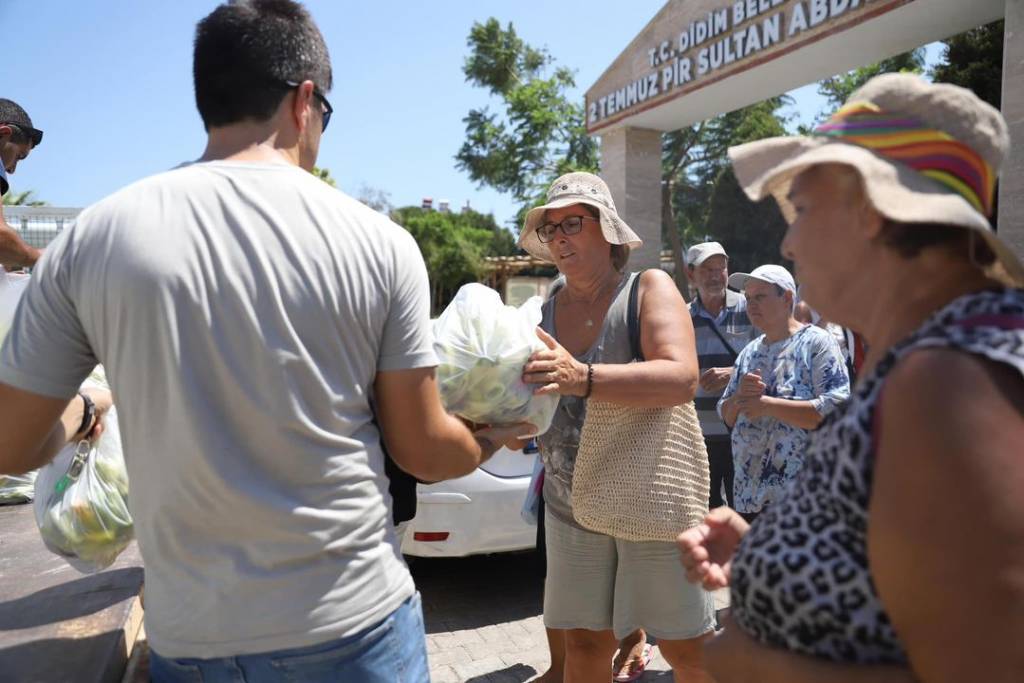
538, 271, 638, 527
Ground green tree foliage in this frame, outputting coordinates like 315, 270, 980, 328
311, 166, 337, 187
356, 184, 393, 215
2, 189, 46, 206
703, 167, 789, 275
391, 206, 517, 313
701, 100, 791, 274
817, 48, 925, 113
931, 20, 1004, 109
456, 18, 597, 217
662, 98, 791, 287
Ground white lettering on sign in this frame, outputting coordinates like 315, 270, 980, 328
588, 0, 874, 126
788, 2, 808, 35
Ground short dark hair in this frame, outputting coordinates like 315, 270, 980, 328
0, 99, 40, 145
880, 219, 996, 266
193, 0, 333, 130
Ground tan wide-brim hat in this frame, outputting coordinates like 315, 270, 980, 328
728, 73, 1024, 286
519, 172, 642, 262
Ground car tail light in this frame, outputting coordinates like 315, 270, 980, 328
413, 532, 450, 542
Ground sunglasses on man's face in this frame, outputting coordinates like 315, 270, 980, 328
537, 215, 597, 243
1, 123, 43, 147
280, 80, 333, 132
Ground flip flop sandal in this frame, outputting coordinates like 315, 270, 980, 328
612, 642, 655, 682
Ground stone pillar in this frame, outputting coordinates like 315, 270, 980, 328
599, 127, 663, 272
999, 0, 1024, 258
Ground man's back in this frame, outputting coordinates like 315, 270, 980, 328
2, 161, 435, 657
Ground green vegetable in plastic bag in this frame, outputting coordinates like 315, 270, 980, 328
0, 472, 37, 505
433, 284, 557, 434
33, 404, 132, 573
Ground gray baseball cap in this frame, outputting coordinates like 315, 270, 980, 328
728, 264, 796, 294
686, 241, 728, 267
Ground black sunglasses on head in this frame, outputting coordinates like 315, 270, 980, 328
278, 80, 333, 132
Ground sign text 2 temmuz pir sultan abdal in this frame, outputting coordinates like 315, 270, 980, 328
588, 0, 878, 127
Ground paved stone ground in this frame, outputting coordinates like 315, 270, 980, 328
412, 552, 727, 682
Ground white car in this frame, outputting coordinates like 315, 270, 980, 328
400, 441, 540, 557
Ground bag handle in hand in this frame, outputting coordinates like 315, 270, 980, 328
628, 271, 644, 362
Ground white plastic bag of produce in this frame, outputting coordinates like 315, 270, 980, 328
0, 272, 36, 504
0, 472, 37, 505
0, 270, 30, 346
33, 371, 131, 573
433, 283, 557, 435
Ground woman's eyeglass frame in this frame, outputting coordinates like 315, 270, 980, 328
536, 215, 598, 243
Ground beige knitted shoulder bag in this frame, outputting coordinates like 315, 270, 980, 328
571, 273, 710, 542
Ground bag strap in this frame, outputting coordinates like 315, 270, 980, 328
704, 315, 740, 360
628, 271, 644, 362
692, 290, 741, 360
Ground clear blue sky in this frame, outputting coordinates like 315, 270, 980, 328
3, 1, 942, 229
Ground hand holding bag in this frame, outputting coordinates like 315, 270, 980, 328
571, 273, 710, 542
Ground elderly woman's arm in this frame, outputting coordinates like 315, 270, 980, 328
869, 348, 1024, 683
524, 269, 698, 408
702, 614, 917, 683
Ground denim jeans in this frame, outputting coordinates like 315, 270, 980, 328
150, 592, 429, 683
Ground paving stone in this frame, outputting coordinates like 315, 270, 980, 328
414, 553, 675, 682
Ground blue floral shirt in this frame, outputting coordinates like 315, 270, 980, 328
718, 325, 850, 513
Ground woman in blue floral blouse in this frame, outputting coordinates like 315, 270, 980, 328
717, 265, 850, 522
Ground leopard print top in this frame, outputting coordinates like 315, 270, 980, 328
729, 288, 1024, 663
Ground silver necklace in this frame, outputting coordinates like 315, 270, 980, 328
564, 274, 622, 328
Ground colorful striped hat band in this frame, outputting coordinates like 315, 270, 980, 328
813, 101, 996, 216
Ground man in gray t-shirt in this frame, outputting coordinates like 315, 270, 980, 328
0, 2, 524, 679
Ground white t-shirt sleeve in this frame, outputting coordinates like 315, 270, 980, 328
377, 228, 438, 371
0, 228, 97, 398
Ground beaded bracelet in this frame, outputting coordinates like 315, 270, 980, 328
583, 363, 594, 399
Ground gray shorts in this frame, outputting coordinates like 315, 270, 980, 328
543, 509, 716, 641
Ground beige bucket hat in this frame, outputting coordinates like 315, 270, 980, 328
519, 172, 642, 262
728, 73, 1024, 286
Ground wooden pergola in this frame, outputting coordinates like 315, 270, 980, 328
481, 250, 679, 294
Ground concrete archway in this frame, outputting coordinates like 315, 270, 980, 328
586, 0, 1021, 270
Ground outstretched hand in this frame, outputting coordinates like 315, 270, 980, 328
676, 506, 750, 591
522, 327, 587, 397
74, 388, 114, 442
472, 422, 537, 452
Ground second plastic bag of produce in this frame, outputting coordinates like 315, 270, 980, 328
0, 272, 36, 504
0, 270, 30, 348
33, 404, 132, 573
0, 472, 37, 505
433, 283, 558, 435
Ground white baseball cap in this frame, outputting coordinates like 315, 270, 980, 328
728, 264, 796, 294
686, 241, 728, 267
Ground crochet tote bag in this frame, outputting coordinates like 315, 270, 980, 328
571, 273, 709, 541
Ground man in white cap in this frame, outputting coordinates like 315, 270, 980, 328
717, 264, 849, 522
686, 241, 758, 509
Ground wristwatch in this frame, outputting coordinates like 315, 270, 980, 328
76, 391, 97, 438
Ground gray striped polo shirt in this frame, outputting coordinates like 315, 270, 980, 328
690, 289, 758, 438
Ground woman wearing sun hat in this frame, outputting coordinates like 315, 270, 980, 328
520, 172, 716, 682
678, 73, 1024, 681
